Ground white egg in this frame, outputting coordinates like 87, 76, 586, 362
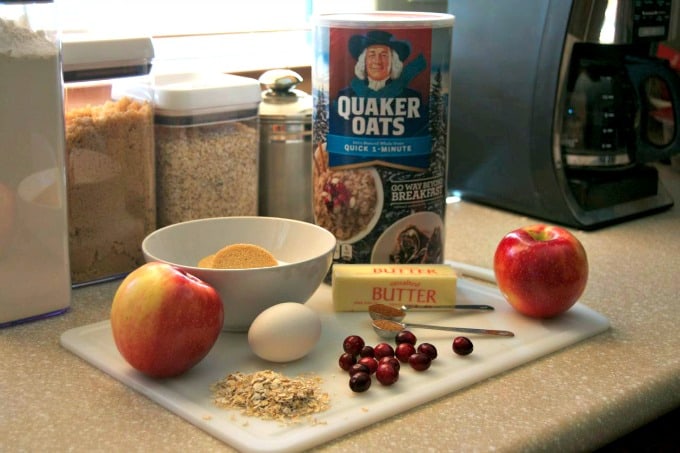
247, 302, 322, 363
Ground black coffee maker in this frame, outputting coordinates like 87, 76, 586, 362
446, 0, 680, 229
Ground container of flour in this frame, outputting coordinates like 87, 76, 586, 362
0, 1, 71, 327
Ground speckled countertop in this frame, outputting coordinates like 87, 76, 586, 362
2, 165, 679, 452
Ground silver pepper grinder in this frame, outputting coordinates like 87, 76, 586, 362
258, 69, 313, 222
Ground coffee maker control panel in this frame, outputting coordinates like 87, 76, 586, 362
630, 0, 673, 41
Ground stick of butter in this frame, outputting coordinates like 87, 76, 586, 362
332, 264, 457, 312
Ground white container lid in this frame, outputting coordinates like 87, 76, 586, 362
154, 72, 261, 114
62, 35, 154, 81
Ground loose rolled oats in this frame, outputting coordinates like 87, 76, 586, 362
211, 370, 329, 422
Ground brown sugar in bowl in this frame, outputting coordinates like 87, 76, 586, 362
207, 243, 278, 269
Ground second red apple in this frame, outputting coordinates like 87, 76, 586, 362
493, 224, 588, 318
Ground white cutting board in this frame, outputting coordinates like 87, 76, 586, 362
60, 264, 610, 453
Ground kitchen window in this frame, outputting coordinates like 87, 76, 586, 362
56, 0, 378, 73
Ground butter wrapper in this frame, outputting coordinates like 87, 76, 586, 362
332, 264, 457, 312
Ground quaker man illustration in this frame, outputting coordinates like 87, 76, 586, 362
343, 29, 427, 99
328, 29, 430, 166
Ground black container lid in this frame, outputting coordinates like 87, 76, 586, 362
62, 35, 154, 83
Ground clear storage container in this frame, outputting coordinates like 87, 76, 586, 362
1, 0, 71, 326
62, 35, 155, 285
154, 72, 261, 227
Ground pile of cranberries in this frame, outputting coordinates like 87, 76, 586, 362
339, 331, 474, 393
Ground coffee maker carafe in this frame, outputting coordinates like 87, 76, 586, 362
561, 45, 680, 169
446, 0, 680, 229
557, 0, 680, 212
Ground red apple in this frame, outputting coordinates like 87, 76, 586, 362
110, 262, 224, 378
493, 224, 588, 318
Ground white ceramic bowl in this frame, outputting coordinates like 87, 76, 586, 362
142, 216, 336, 332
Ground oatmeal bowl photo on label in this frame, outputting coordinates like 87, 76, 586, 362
313, 144, 384, 245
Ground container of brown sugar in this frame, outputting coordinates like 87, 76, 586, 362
62, 35, 156, 286
153, 72, 262, 227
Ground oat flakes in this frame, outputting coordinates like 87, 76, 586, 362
211, 370, 330, 422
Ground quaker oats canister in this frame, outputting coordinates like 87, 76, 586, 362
312, 12, 454, 268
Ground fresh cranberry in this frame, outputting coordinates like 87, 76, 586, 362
395, 342, 416, 362
338, 352, 356, 371
376, 363, 399, 386
349, 371, 371, 393
453, 336, 474, 356
359, 345, 375, 358
343, 335, 365, 355
373, 342, 395, 359
408, 352, 432, 371
358, 356, 378, 374
417, 343, 438, 360
379, 356, 401, 372
395, 330, 417, 345
348, 363, 370, 376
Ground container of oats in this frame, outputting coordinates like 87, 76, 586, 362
62, 35, 156, 286
312, 12, 454, 267
153, 72, 261, 227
